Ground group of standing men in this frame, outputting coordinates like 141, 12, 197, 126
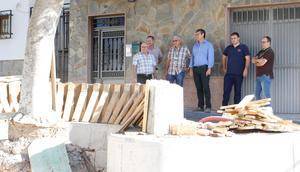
132, 29, 274, 112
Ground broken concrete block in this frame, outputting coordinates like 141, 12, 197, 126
0, 115, 9, 140
28, 138, 72, 172
146, 80, 184, 136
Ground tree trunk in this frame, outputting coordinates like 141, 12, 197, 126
20, 0, 64, 119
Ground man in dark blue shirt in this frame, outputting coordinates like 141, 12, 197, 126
222, 32, 250, 106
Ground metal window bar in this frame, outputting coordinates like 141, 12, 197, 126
0, 10, 13, 39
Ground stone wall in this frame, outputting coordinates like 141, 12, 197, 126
68, 0, 295, 109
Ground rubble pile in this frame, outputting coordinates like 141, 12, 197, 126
170, 96, 300, 137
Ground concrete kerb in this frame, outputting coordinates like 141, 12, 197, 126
107, 132, 300, 172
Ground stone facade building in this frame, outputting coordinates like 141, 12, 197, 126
1, 0, 300, 113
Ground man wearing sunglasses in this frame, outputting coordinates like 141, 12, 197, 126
165, 35, 191, 87
252, 36, 274, 100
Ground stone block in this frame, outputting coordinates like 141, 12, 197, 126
147, 80, 184, 136
28, 138, 71, 172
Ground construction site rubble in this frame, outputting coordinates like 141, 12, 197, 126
170, 95, 300, 137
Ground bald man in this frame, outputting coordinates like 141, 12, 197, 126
132, 42, 157, 84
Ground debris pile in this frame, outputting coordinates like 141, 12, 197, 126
170, 95, 300, 137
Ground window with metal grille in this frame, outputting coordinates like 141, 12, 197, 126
273, 7, 300, 21
0, 10, 13, 39
232, 9, 269, 24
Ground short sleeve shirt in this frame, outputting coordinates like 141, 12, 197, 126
255, 47, 275, 78
167, 46, 191, 75
148, 47, 163, 64
133, 52, 156, 75
223, 44, 250, 75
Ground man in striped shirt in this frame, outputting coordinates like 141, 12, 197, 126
165, 35, 191, 87
132, 42, 156, 84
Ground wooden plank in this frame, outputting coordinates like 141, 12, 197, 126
90, 84, 111, 123
108, 84, 131, 124
120, 90, 145, 125
0, 83, 11, 113
118, 101, 144, 133
235, 95, 255, 110
8, 81, 21, 112
56, 82, 65, 117
72, 83, 89, 122
81, 84, 101, 122
142, 81, 150, 132
131, 101, 145, 125
62, 83, 78, 121
114, 85, 140, 125
101, 85, 121, 123
50, 49, 57, 111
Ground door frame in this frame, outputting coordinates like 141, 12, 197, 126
88, 13, 126, 83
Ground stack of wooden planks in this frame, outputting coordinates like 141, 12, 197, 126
170, 95, 300, 137
0, 76, 147, 129
217, 95, 300, 132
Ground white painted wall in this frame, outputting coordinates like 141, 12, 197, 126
0, 0, 69, 61
0, 0, 31, 60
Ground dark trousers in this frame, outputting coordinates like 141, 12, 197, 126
193, 65, 211, 108
222, 74, 243, 106
137, 74, 152, 84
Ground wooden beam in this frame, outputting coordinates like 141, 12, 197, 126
118, 101, 144, 133
114, 85, 140, 125
121, 90, 145, 125
72, 83, 89, 122
62, 83, 78, 121
50, 48, 57, 111
56, 82, 65, 117
131, 101, 144, 125
101, 85, 121, 123
90, 84, 111, 123
0, 83, 11, 113
8, 81, 21, 112
81, 84, 101, 122
108, 84, 131, 124
142, 81, 150, 132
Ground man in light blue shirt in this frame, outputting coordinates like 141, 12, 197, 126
189, 29, 214, 112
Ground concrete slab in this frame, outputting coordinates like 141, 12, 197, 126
28, 138, 71, 172
67, 122, 121, 171
107, 132, 300, 172
147, 80, 184, 135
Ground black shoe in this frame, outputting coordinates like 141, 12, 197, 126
204, 108, 211, 113
193, 107, 204, 112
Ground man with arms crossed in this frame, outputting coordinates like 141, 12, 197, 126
252, 36, 274, 100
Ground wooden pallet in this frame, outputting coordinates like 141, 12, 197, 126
0, 78, 147, 129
